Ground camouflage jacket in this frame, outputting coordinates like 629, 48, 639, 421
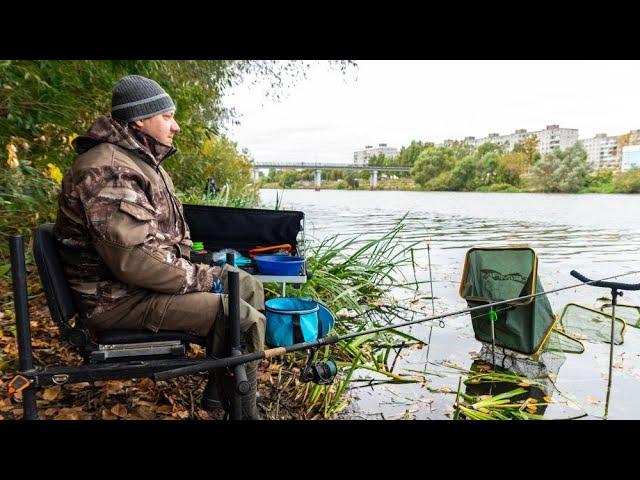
53, 116, 219, 319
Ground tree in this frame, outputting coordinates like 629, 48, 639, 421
411, 146, 455, 187
513, 134, 540, 168
367, 153, 387, 167
345, 172, 360, 189
530, 143, 591, 192
449, 155, 477, 191
476, 142, 502, 158
278, 170, 298, 189
397, 140, 430, 167
613, 168, 640, 193
496, 151, 528, 185
0, 60, 354, 188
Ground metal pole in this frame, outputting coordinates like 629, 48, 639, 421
9, 236, 38, 420
424, 241, 435, 367
227, 269, 249, 419
490, 313, 496, 369
604, 288, 619, 419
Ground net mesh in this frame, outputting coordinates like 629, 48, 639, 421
558, 303, 626, 345
600, 304, 640, 329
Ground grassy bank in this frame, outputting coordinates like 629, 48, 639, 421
258, 216, 435, 418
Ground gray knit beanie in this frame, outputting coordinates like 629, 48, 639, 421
111, 75, 175, 123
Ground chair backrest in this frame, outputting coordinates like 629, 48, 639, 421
33, 223, 77, 326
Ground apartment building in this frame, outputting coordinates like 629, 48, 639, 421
581, 133, 619, 170
353, 143, 399, 166
443, 125, 579, 155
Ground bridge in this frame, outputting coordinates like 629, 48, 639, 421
252, 161, 411, 189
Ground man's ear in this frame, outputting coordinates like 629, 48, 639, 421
134, 119, 145, 128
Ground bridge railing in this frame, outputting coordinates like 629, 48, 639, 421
253, 162, 411, 171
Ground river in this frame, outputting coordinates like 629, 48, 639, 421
259, 189, 640, 420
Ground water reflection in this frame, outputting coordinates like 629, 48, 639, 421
462, 359, 553, 418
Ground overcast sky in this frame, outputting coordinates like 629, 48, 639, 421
222, 60, 640, 164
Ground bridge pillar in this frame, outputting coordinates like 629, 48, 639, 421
370, 170, 378, 190
252, 169, 259, 182
314, 169, 322, 191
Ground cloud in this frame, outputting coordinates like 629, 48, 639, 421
223, 60, 640, 164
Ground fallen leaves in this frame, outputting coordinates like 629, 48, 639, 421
110, 404, 128, 418
54, 407, 87, 420
42, 386, 61, 401
101, 408, 118, 420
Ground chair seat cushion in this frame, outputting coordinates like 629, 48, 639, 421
94, 329, 206, 346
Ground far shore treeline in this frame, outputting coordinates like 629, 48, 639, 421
262, 139, 640, 194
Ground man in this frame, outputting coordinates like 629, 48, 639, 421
205, 176, 217, 197
53, 74, 265, 419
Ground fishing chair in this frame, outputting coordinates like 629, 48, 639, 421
8, 204, 306, 420
34, 224, 207, 364
8, 225, 238, 420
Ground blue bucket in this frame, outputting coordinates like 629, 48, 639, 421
265, 297, 335, 347
255, 255, 305, 276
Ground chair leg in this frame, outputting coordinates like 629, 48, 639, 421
9, 236, 39, 420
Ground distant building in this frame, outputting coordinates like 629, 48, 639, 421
581, 129, 640, 171
442, 125, 579, 156
581, 133, 620, 170
434, 125, 640, 170
621, 145, 640, 171
353, 143, 399, 166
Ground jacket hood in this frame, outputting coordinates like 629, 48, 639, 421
72, 115, 176, 166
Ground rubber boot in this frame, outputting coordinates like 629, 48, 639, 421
241, 361, 262, 420
211, 362, 261, 420
201, 371, 223, 411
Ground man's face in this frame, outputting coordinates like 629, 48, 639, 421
134, 110, 180, 146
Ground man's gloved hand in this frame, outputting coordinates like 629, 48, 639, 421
211, 277, 224, 294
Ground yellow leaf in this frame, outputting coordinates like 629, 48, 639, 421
6, 143, 19, 168
518, 381, 531, 387
587, 395, 601, 405
67, 133, 78, 146
525, 404, 538, 413
45, 163, 63, 184
477, 407, 491, 414
42, 386, 61, 401
543, 396, 554, 403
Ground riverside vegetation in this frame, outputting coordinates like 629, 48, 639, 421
261, 138, 640, 194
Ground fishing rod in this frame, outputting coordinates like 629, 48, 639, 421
154, 270, 640, 382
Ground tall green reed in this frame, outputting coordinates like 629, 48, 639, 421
266, 215, 434, 417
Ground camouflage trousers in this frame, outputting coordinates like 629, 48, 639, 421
88, 265, 266, 356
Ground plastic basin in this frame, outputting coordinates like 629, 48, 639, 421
255, 255, 305, 276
